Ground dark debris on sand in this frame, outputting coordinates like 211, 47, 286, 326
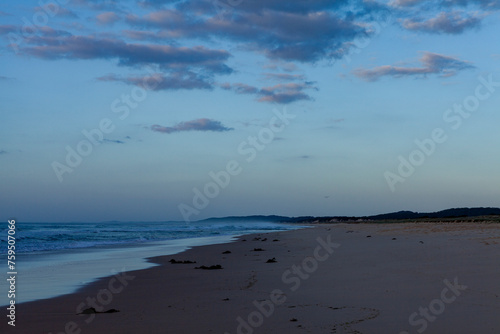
170, 259, 196, 264
77, 307, 119, 315
195, 265, 223, 270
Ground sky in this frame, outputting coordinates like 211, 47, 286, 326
1, 0, 500, 222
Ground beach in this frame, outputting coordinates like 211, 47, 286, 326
3, 222, 500, 334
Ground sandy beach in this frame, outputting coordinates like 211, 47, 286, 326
3, 222, 500, 334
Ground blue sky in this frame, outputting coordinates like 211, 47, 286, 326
1, 0, 500, 222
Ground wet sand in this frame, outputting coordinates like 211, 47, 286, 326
2, 222, 500, 334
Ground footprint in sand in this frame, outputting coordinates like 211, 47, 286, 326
330, 306, 380, 333
241, 271, 257, 290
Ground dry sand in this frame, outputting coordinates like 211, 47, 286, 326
2, 222, 500, 334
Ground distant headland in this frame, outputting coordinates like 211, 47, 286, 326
201, 207, 500, 223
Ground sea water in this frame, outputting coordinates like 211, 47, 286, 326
0, 220, 302, 305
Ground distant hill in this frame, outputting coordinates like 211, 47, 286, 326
200, 207, 500, 223
365, 207, 500, 220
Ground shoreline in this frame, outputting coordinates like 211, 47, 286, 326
1, 234, 243, 306
2, 222, 500, 333
2, 221, 307, 306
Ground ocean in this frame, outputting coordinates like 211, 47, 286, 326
0, 220, 303, 305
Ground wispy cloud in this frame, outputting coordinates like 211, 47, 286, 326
98, 71, 213, 90
442, 0, 500, 9
259, 83, 317, 104
263, 62, 299, 73
103, 139, 125, 144
220, 81, 316, 104
20, 31, 233, 74
72, 0, 127, 12
125, 4, 373, 63
220, 83, 259, 95
263, 73, 306, 82
0, 24, 17, 34
391, 0, 427, 7
0, 150, 7, 154
391, 0, 498, 35
96, 12, 120, 25
353, 52, 474, 81
32, 6, 78, 18
1, 0, 493, 101
150, 119, 233, 134
402, 11, 482, 34
392, 0, 500, 9
57, 7, 79, 18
